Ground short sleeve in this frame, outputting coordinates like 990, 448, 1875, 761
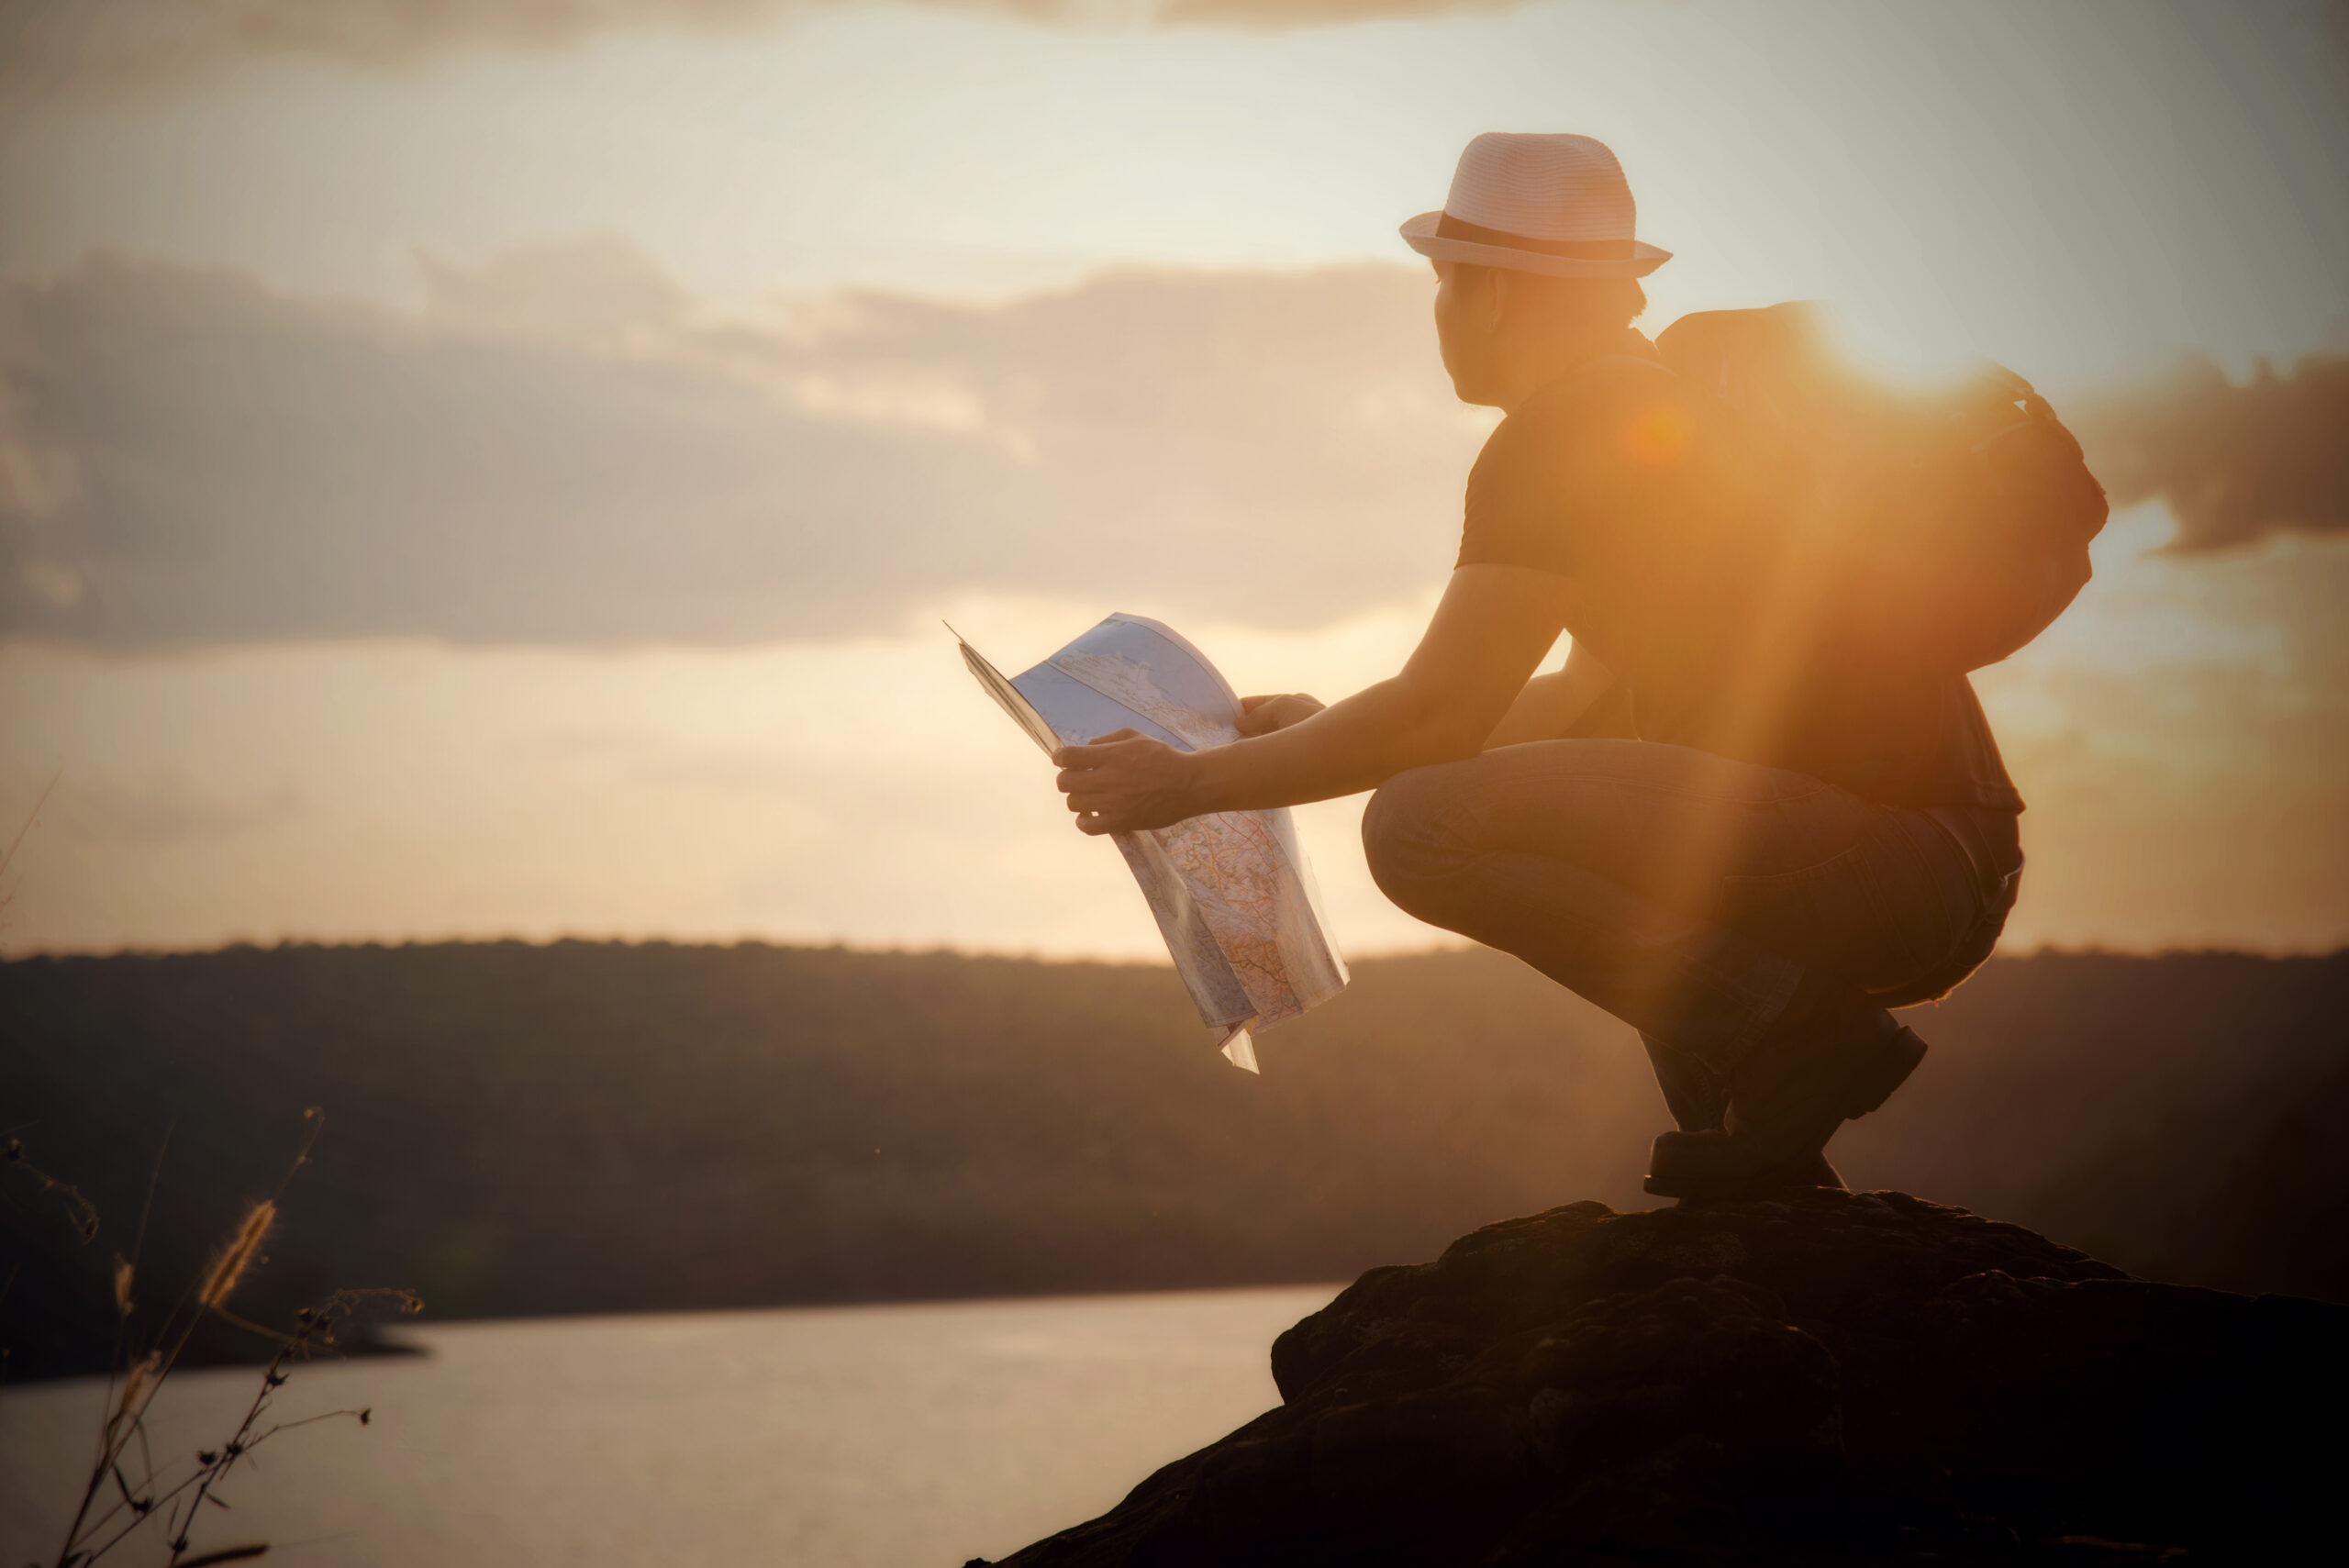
1454, 359, 1690, 580
1455, 400, 1582, 577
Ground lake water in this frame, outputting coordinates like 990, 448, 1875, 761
1, 1284, 1338, 1567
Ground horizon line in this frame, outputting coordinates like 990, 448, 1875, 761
4, 934, 2343, 966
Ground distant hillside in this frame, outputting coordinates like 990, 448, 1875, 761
4, 942, 2344, 1378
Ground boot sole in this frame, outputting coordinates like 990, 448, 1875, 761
1643, 1151, 1846, 1203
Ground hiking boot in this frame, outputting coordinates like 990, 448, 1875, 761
1731, 1013, 1926, 1146
1642, 1031, 1728, 1132
1644, 1143, 1844, 1203
1642, 1006, 1926, 1197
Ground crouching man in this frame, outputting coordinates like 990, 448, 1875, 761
1052, 133, 2033, 1200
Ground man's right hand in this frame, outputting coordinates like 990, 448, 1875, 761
1236, 693, 1326, 737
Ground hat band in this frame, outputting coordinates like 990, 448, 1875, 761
1436, 211, 1635, 261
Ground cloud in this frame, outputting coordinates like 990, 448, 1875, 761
0, 242, 1480, 646
0, 2, 808, 94
59, 771, 302, 844
1154, 0, 1519, 27
1962, 502, 2349, 951
13, 239, 2349, 652
2075, 352, 2349, 553
0, 0, 1531, 95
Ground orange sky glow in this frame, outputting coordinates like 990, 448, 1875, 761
2, 0, 2344, 959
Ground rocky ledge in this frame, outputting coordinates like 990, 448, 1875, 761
986, 1190, 2346, 1565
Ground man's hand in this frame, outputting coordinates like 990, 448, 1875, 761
1051, 566, 1573, 820
1052, 729, 1203, 835
1235, 693, 1326, 737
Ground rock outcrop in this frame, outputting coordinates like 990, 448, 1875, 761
987, 1191, 2347, 1565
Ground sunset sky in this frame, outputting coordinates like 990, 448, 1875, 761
2, 0, 2344, 961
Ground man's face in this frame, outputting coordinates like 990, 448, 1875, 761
1431, 261, 1500, 406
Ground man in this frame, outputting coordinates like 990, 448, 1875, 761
1052, 133, 2024, 1199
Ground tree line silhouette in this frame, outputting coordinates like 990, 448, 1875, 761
6, 940, 2343, 1379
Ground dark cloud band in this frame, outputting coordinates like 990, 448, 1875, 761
2076, 353, 2349, 552
0, 0, 1529, 95
0, 249, 1475, 646
6, 243, 2343, 650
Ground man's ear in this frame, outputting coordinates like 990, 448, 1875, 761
1483, 266, 1519, 330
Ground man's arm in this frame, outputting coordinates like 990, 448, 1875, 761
1052, 564, 1574, 833
1482, 639, 1617, 750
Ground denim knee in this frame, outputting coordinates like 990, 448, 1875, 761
1362, 764, 1470, 916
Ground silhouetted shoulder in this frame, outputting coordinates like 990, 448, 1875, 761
1457, 356, 1696, 578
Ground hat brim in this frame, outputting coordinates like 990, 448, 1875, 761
1399, 210, 1670, 278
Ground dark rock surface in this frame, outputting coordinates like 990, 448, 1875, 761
987, 1191, 2347, 1565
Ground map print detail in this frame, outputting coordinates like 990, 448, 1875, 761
1051, 651, 1239, 752
955, 614, 1348, 1072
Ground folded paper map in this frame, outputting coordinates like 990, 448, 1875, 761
955, 614, 1348, 1072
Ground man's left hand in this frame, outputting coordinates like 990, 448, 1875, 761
1052, 729, 1201, 835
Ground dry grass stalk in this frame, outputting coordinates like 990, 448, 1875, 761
114, 1350, 161, 1424
3, 1136, 101, 1242
197, 1202, 276, 1312
30, 1107, 417, 1568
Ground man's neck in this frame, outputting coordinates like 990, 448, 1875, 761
1494, 327, 1652, 415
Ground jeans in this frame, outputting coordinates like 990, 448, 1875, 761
1362, 739, 2021, 1129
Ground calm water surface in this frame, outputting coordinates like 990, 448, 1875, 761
2, 1284, 1338, 1567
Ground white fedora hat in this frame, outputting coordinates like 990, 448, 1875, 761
1401, 132, 1670, 279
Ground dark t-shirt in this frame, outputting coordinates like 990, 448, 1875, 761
1457, 341, 2023, 812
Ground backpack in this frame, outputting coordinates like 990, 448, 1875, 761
1653, 302, 2110, 673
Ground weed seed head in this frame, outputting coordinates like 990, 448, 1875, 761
118, 1350, 161, 1418
199, 1200, 277, 1310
